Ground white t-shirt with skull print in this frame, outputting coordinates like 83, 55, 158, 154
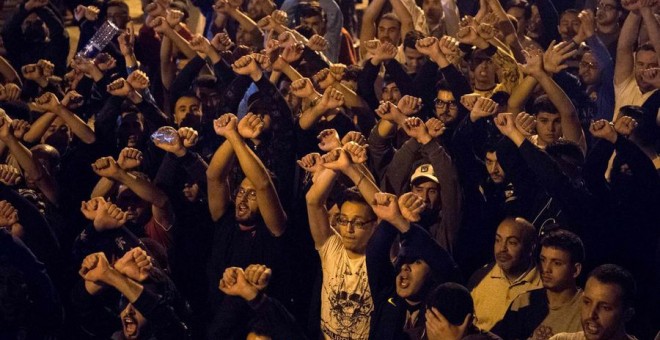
318, 234, 373, 340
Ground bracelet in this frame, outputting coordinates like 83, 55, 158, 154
356, 172, 366, 187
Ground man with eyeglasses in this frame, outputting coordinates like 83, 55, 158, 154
434, 85, 460, 125
206, 113, 289, 338
572, 9, 615, 121
595, 0, 622, 56
306, 145, 380, 339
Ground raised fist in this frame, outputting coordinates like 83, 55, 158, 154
62, 90, 84, 109
211, 33, 234, 52
307, 34, 328, 52
80, 197, 107, 221
398, 192, 425, 222
397, 95, 423, 116
290, 78, 316, 98
213, 113, 238, 137
114, 247, 153, 282
313, 68, 335, 90
127, 70, 150, 91
91, 156, 122, 179
93, 200, 128, 231
237, 112, 265, 139
107, 78, 133, 97
514, 112, 536, 137
117, 147, 143, 170
321, 148, 352, 171
297, 152, 323, 173
0, 200, 19, 228
0, 164, 21, 186
11, 119, 31, 140
244, 264, 271, 291
343, 141, 368, 164
341, 131, 367, 146
190, 34, 213, 54
425, 118, 446, 138
317, 128, 341, 151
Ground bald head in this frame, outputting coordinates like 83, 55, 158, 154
494, 217, 537, 276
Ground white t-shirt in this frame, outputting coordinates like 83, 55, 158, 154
319, 235, 374, 340
613, 75, 657, 121
550, 332, 639, 340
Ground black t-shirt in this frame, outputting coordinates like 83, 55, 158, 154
207, 205, 285, 306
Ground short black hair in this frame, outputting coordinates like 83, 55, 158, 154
636, 43, 655, 54
193, 74, 217, 89
435, 79, 451, 93
344, 65, 362, 83
403, 30, 425, 50
560, 8, 580, 20
298, 2, 325, 22
106, 0, 129, 13
338, 186, 369, 207
426, 283, 474, 326
588, 264, 637, 307
505, 0, 531, 19
540, 229, 585, 264
530, 95, 559, 115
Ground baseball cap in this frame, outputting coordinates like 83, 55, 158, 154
410, 164, 438, 185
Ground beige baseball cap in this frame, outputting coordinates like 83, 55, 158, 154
410, 164, 438, 185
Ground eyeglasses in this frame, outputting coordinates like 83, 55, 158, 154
235, 188, 257, 201
335, 216, 375, 230
434, 98, 458, 109
579, 61, 598, 70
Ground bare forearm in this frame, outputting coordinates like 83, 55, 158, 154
641, 8, 660, 57
116, 171, 170, 209
54, 106, 95, 143
105, 270, 143, 303
163, 26, 197, 59
225, 132, 271, 190
90, 177, 117, 198
206, 140, 235, 181
298, 105, 326, 130
342, 165, 378, 205
508, 76, 538, 114
4, 137, 42, 180
24, 112, 56, 143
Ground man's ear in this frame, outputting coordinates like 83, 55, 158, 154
572, 262, 582, 279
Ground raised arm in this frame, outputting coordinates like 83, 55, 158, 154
534, 68, 585, 152
640, 1, 660, 57
206, 135, 234, 222
305, 167, 338, 249
223, 113, 287, 236
359, 0, 388, 57
92, 157, 174, 229
34, 92, 96, 144
615, 10, 641, 85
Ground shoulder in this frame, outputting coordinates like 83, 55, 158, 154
467, 263, 496, 290
318, 234, 343, 258
549, 331, 585, 340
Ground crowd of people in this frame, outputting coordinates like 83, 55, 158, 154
0, 0, 658, 338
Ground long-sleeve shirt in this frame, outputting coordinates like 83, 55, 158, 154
2, 4, 69, 76
280, 0, 343, 62
380, 137, 463, 252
